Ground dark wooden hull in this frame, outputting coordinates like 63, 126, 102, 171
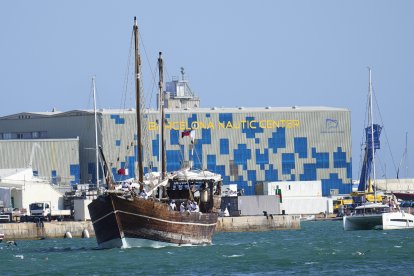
88, 194, 219, 248
393, 192, 414, 201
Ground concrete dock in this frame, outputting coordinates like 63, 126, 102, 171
0, 215, 300, 240
216, 215, 300, 232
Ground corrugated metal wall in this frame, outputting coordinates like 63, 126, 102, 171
0, 139, 79, 185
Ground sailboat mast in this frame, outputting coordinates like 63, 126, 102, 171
404, 132, 408, 177
92, 76, 99, 189
158, 52, 166, 178
368, 68, 377, 202
134, 17, 144, 183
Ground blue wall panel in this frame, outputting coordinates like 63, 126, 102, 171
70, 164, 80, 185
282, 153, 295, 174
242, 116, 264, 139
294, 137, 308, 158
268, 128, 286, 153
220, 138, 229, 155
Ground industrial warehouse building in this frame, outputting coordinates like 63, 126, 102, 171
0, 74, 352, 196
0, 105, 352, 196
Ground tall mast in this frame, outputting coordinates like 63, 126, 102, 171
134, 17, 144, 182
158, 52, 166, 179
92, 76, 99, 189
368, 67, 377, 202
404, 132, 409, 177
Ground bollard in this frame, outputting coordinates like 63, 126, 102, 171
82, 229, 90, 239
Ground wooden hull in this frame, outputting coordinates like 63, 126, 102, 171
88, 194, 219, 249
393, 192, 414, 201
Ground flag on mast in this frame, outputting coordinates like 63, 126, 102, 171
181, 129, 195, 142
181, 130, 191, 138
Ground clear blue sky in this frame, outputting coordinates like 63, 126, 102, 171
1, 1, 413, 180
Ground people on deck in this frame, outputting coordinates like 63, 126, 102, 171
180, 202, 186, 213
189, 200, 199, 212
170, 200, 177, 211
139, 189, 148, 199
194, 201, 199, 212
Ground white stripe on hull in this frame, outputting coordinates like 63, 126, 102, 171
92, 209, 217, 227
98, 236, 201, 249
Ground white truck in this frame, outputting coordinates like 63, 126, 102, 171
29, 202, 72, 221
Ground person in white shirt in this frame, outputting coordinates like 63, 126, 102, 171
193, 201, 199, 212
170, 200, 177, 211
180, 202, 186, 213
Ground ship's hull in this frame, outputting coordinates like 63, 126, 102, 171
393, 192, 414, 201
88, 194, 219, 249
343, 211, 414, 231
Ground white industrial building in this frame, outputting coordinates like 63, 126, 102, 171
256, 181, 333, 215
0, 168, 68, 212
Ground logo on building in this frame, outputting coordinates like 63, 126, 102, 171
321, 118, 343, 134
325, 118, 338, 129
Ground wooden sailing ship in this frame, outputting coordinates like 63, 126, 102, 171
88, 17, 222, 249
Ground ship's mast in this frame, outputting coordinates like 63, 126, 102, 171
134, 17, 144, 183
368, 68, 377, 202
158, 52, 166, 179
92, 76, 99, 189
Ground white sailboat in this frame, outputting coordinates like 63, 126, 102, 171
343, 68, 414, 231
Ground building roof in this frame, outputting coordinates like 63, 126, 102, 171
0, 105, 349, 120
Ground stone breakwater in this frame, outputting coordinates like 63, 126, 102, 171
0, 215, 300, 240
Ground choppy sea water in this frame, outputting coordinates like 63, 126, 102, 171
1, 220, 414, 275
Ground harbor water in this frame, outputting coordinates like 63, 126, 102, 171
1, 220, 414, 275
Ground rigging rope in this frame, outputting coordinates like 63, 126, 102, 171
373, 89, 399, 177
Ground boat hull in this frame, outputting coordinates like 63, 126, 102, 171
393, 192, 414, 201
343, 211, 414, 231
88, 194, 219, 249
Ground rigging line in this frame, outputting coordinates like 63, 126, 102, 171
164, 62, 172, 86
116, 28, 135, 170
135, 31, 161, 173
357, 87, 371, 180
77, 78, 96, 150
194, 143, 204, 169
139, 30, 157, 109
142, 61, 162, 172
397, 132, 409, 178
372, 89, 399, 177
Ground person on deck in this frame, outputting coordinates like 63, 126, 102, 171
193, 201, 199, 212
180, 202, 186, 213
170, 200, 177, 211
139, 189, 148, 199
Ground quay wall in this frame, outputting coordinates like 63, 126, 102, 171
216, 215, 301, 232
0, 221, 94, 240
0, 215, 300, 240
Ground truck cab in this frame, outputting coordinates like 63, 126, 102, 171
29, 202, 71, 221
29, 202, 51, 217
